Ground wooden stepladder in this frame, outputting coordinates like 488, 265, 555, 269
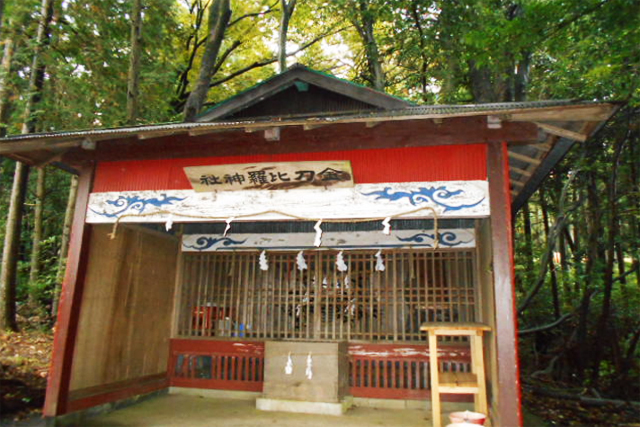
420, 323, 491, 427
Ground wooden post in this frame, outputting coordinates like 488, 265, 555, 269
487, 142, 522, 426
44, 163, 94, 417
428, 331, 442, 427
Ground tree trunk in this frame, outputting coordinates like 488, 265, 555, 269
468, 61, 501, 102
126, 0, 143, 125
51, 174, 78, 318
576, 162, 601, 380
0, 162, 29, 331
521, 202, 535, 290
0, 0, 56, 331
0, 36, 14, 138
353, 0, 385, 91
278, 0, 296, 73
591, 127, 627, 384
28, 167, 46, 307
409, 3, 430, 101
627, 125, 640, 287
539, 187, 561, 318
0, 0, 5, 33
513, 51, 531, 102
183, 0, 231, 122
21, 0, 55, 134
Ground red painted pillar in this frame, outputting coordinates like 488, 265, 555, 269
487, 143, 522, 426
44, 163, 94, 417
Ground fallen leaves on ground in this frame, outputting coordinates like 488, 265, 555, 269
523, 379, 640, 426
0, 329, 53, 421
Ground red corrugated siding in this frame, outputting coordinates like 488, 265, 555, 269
93, 145, 487, 193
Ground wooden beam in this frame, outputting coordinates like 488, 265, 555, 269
528, 142, 552, 151
0, 138, 82, 154
63, 118, 539, 164
187, 128, 226, 137
264, 127, 280, 141
508, 105, 614, 122
535, 122, 588, 142
508, 150, 542, 165
138, 130, 187, 140
488, 143, 523, 427
302, 124, 326, 131
34, 152, 64, 168
487, 115, 502, 129
511, 180, 525, 188
244, 127, 270, 133
43, 163, 94, 417
509, 165, 533, 177
81, 138, 96, 150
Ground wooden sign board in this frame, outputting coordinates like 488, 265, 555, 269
184, 161, 354, 192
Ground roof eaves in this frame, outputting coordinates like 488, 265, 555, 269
0, 100, 618, 144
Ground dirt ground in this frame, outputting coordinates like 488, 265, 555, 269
0, 330, 51, 423
1, 330, 638, 427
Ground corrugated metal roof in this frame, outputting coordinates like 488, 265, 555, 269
0, 99, 607, 143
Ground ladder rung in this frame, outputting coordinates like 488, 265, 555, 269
437, 372, 479, 393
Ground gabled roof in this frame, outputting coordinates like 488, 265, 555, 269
0, 59, 621, 215
196, 63, 413, 122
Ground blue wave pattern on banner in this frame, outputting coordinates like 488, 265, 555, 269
183, 237, 248, 251
397, 231, 472, 247
361, 186, 484, 212
90, 194, 187, 218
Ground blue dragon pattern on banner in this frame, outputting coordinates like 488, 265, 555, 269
397, 231, 472, 247
90, 194, 186, 218
361, 185, 484, 212
183, 236, 248, 251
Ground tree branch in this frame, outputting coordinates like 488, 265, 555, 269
519, 313, 573, 336
228, 0, 278, 27
208, 26, 348, 88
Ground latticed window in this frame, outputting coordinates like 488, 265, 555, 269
176, 249, 477, 342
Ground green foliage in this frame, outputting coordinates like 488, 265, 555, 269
0, 0, 638, 405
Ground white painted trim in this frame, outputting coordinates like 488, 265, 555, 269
181, 228, 476, 252
86, 181, 489, 224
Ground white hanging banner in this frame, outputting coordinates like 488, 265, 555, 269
181, 228, 475, 252
86, 181, 489, 224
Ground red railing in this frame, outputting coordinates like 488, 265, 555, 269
169, 339, 471, 401
169, 339, 264, 392
348, 343, 471, 400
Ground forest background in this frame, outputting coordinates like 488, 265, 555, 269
0, 0, 638, 425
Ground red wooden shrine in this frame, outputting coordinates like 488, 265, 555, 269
0, 64, 619, 426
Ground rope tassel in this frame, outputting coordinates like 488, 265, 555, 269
223, 217, 234, 237
305, 353, 313, 380
107, 206, 440, 245
314, 219, 323, 247
296, 251, 307, 270
259, 250, 269, 271
375, 250, 385, 272
336, 251, 348, 272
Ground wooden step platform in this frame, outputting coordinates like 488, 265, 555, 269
420, 322, 491, 427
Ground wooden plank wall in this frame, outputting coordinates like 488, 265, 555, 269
68, 225, 178, 395
477, 218, 500, 421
